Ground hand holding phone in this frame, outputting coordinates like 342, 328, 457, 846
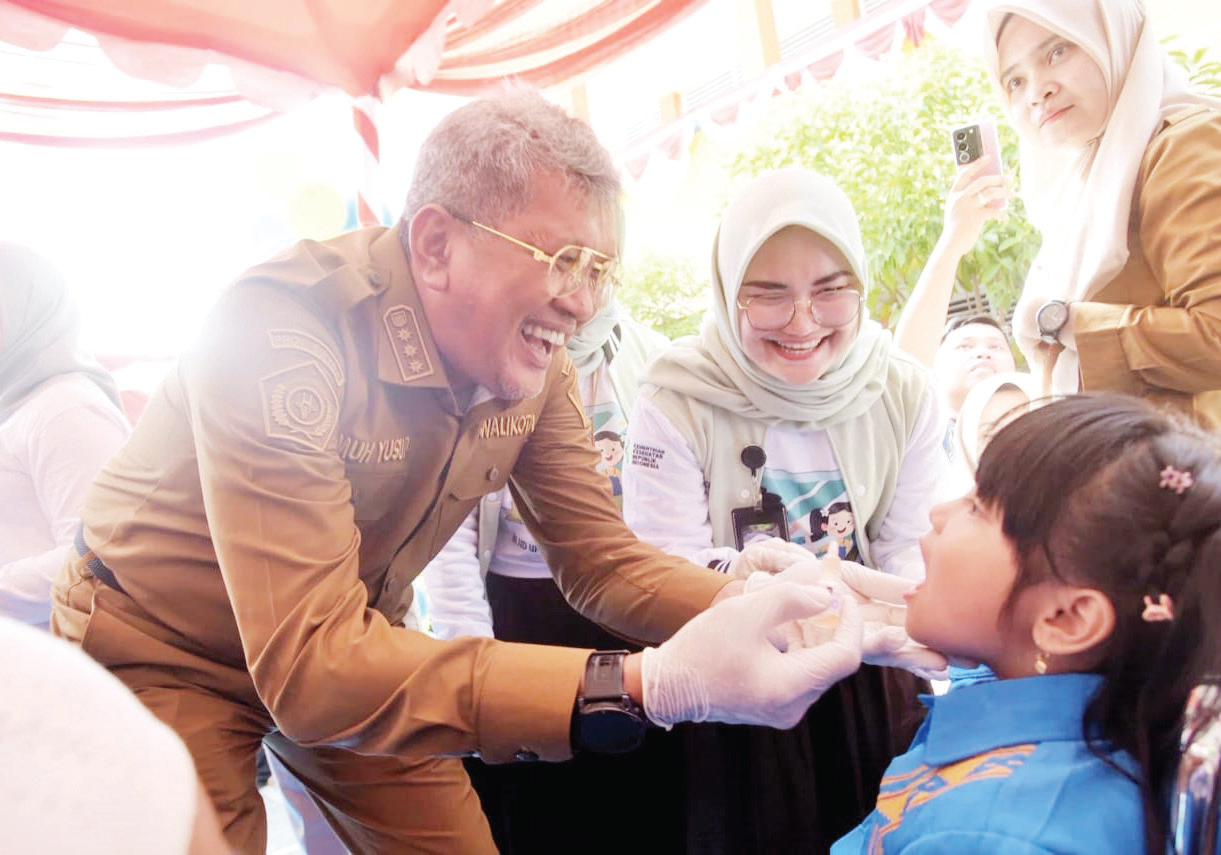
950, 120, 1003, 174
949, 120, 1007, 210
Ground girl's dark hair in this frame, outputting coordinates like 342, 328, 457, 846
975, 393, 1221, 853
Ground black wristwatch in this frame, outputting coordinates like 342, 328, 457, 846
1035, 299, 1071, 344
572, 650, 648, 754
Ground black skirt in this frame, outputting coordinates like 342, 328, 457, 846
468, 573, 926, 855
463, 573, 687, 855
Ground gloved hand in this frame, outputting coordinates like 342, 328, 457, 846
834, 557, 948, 680
744, 552, 948, 681
725, 537, 812, 580
640, 582, 863, 729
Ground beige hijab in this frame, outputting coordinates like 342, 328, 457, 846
644, 168, 891, 428
980, 0, 1221, 393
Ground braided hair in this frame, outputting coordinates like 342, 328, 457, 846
973, 393, 1221, 853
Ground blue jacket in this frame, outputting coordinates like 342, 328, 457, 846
833, 674, 1144, 853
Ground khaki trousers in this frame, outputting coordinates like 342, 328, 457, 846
52, 550, 497, 855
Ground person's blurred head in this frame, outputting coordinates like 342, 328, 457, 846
934, 315, 1016, 415
402, 87, 623, 403
2, 617, 230, 854
715, 169, 868, 387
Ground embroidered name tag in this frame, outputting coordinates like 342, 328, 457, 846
478, 414, 537, 439
336, 433, 411, 464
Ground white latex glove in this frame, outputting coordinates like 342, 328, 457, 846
640, 582, 863, 729
744, 552, 948, 681
835, 557, 949, 681
725, 537, 814, 580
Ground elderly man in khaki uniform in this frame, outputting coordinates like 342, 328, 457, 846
51, 89, 878, 854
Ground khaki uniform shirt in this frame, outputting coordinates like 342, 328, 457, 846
1073, 107, 1221, 429
74, 227, 725, 763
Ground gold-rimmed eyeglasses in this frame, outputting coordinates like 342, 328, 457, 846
463, 218, 620, 309
736, 286, 865, 331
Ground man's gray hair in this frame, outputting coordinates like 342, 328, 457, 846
402, 85, 622, 231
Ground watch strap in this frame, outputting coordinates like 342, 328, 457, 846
572, 650, 648, 754
581, 650, 631, 703
1037, 299, 1070, 344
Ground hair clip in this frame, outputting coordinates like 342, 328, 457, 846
1159, 465, 1194, 495
1142, 594, 1175, 623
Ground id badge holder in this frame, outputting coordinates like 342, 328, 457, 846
730, 445, 789, 550
731, 491, 789, 550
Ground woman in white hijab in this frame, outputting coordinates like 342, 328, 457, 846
622, 169, 948, 853
0, 243, 129, 626
948, 370, 1042, 495
981, 0, 1221, 427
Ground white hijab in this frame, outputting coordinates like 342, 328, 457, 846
980, 0, 1220, 393
0, 242, 123, 423
953, 371, 1042, 475
644, 168, 891, 427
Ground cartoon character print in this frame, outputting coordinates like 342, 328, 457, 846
760, 468, 860, 562
503, 400, 628, 526
813, 501, 856, 559
588, 402, 628, 506
594, 429, 625, 496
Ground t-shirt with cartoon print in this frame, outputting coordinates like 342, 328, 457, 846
622, 394, 936, 578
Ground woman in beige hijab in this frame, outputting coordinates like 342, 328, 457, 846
623, 168, 948, 854
981, 0, 1221, 427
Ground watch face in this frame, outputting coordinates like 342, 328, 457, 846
1037, 301, 1068, 335
578, 704, 647, 754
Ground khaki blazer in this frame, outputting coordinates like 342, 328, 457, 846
1073, 107, 1221, 429
58, 227, 725, 764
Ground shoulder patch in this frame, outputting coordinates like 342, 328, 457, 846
260, 362, 340, 451
268, 329, 344, 388
383, 305, 434, 382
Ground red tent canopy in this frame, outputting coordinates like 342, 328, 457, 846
1, 0, 710, 99
0, 0, 972, 150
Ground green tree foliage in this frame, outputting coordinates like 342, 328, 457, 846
615, 37, 1219, 340
618, 251, 707, 340
730, 41, 1040, 327
1165, 37, 1221, 95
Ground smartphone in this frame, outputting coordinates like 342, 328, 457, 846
949, 120, 1003, 176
